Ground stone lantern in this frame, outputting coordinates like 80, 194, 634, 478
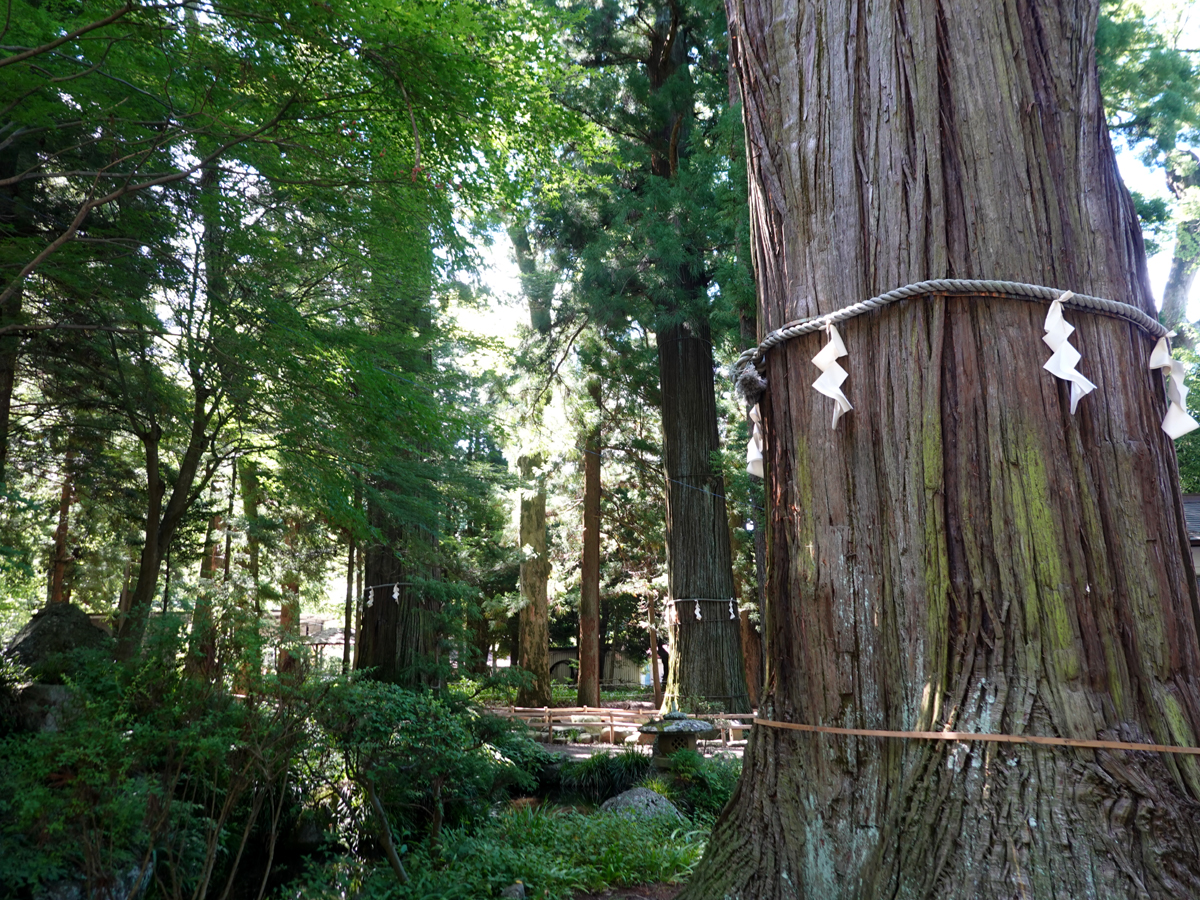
638, 703, 718, 768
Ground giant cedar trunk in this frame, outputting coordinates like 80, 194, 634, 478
517, 454, 552, 707
658, 319, 751, 714
684, 2, 1200, 898
357, 506, 439, 687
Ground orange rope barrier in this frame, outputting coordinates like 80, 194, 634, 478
752, 718, 1200, 756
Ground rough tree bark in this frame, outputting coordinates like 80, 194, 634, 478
517, 453, 552, 707
659, 318, 751, 714
683, 2, 1200, 897
578, 385, 602, 708
357, 510, 440, 688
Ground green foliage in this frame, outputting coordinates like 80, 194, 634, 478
555, 746, 653, 804
1130, 190, 1175, 255
295, 805, 706, 900
1172, 347, 1200, 491
1097, 1, 1200, 158
314, 680, 552, 840
643, 750, 742, 818
0, 619, 314, 897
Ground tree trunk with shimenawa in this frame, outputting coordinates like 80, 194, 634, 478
682, 2, 1200, 897
358, 506, 440, 688
658, 317, 751, 715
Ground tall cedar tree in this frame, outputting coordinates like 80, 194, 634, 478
683, 0, 1200, 896
562, 0, 750, 712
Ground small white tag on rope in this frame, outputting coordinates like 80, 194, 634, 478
367, 586, 375, 609
728, 600, 736, 620
1041, 293, 1096, 414
746, 404, 764, 478
392, 584, 400, 600
1149, 335, 1200, 438
694, 600, 702, 621
812, 323, 852, 429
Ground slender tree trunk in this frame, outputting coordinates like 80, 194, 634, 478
187, 513, 222, 678
0, 283, 21, 486
1160, 221, 1198, 332
658, 319, 750, 713
239, 458, 264, 613
278, 519, 301, 678
353, 536, 363, 670
0, 134, 28, 487
729, 509, 763, 709
684, 2, 1200, 897
115, 387, 215, 659
516, 454, 551, 707
1159, 155, 1199, 332
343, 534, 355, 675
648, 595, 663, 708
49, 454, 74, 605
578, 389, 602, 707
222, 460, 235, 581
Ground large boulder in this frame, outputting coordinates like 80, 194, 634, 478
6, 603, 110, 683
599, 787, 681, 820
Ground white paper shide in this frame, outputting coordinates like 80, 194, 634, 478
1149, 334, 1200, 439
746, 404, 764, 477
1042, 292, 1097, 414
812, 323, 852, 429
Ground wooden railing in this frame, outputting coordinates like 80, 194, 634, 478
483, 705, 756, 746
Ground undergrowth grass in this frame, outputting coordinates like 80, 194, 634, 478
295, 805, 706, 900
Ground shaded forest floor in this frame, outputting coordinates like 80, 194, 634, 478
573, 886, 683, 899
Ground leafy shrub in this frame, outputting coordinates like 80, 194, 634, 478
312, 681, 551, 844
556, 746, 652, 803
292, 805, 706, 900
659, 750, 742, 817
0, 617, 321, 899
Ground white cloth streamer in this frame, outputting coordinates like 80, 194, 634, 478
1042, 293, 1096, 414
746, 404, 764, 477
1149, 335, 1200, 438
367, 586, 375, 609
694, 600, 702, 620
812, 323, 852, 428
728, 600, 736, 620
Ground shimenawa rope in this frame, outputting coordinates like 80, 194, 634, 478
735, 278, 1167, 384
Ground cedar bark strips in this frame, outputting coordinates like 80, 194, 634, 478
517, 453, 552, 707
578, 398, 602, 708
659, 318, 751, 714
357, 512, 439, 687
682, 2, 1200, 897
